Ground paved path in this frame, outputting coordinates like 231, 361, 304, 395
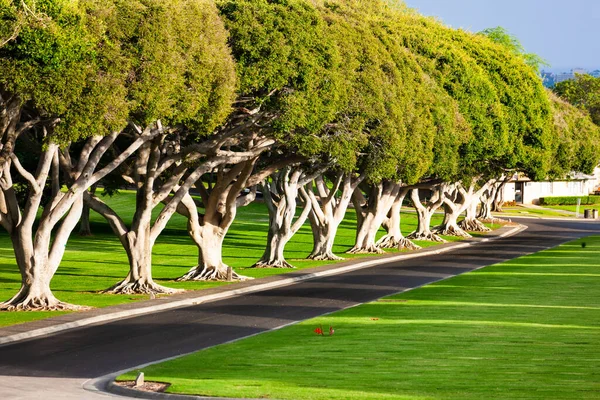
0, 218, 597, 399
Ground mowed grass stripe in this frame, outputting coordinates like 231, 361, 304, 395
119, 236, 600, 400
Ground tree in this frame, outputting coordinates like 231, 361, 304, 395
251, 166, 320, 269
82, 0, 238, 294
547, 90, 600, 178
479, 27, 549, 74
554, 74, 600, 127
306, 0, 468, 255
0, 0, 152, 310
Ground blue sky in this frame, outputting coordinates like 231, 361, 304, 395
403, 0, 600, 71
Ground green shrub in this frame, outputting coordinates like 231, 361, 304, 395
539, 196, 600, 206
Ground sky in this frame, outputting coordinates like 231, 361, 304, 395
403, 0, 600, 72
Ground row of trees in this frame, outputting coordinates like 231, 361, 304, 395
1, 0, 598, 310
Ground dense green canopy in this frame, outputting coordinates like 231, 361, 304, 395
0, 0, 236, 144
554, 74, 600, 127
548, 90, 600, 177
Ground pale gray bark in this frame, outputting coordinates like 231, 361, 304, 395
90, 132, 271, 292
433, 181, 493, 238
376, 188, 420, 250
304, 172, 365, 260
252, 167, 316, 269
348, 181, 403, 254
176, 152, 299, 280
477, 179, 507, 223
78, 184, 97, 236
175, 160, 257, 281
407, 186, 446, 242
1, 122, 156, 310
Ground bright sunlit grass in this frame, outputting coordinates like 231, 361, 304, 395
118, 236, 600, 400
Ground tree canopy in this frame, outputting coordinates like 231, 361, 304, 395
554, 73, 600, 127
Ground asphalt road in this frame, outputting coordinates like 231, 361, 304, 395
0, 217, 598, 399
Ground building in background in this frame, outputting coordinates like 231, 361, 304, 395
501, 169, 600, 205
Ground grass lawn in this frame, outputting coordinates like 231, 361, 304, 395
0, 191, 479, 327
544, 204, 600, 214
119, 236, 600, 400
498, 206, 574, 218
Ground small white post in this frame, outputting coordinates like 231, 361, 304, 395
576, 198, 581, 218
135, 372, 145, 387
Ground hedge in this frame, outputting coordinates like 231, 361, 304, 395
539, 196, 600, 206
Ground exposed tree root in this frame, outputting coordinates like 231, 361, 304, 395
377, 235, 421, 251
0, 294, 90, 312
459, 218, 491, 232
433, 224, 472, 238
479, 217, 508, 224
407, 231, 447, 242
307, 252, 344, 261
346, 245, 385, 255
103, 280, 181, 295
251, 259, 296, 269
176, 265, 251, 282
397, 237, 422, 251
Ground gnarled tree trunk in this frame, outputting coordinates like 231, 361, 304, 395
377, 188, 420, 250
434, 183, 473, 238
459, 198, 491, 232
348, 181, 403, 254
1, 126, 152, 310
304, 172, 364, 261
252, 168, 313, 269
176, 159, 264, 281
478, 180, 507, 223
407, 186, 446, 242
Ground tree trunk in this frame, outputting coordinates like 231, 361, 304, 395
178, 223, 248, 281
493, 181, 508, 212
435, 201, 471, 238
459, 196, 491, 232
252, 169, 312, 269
78, 185, 97, 236
376, 189, 420, 250
307, 211, 343, 260
348, 181, 402, 254
104, 227, 179, 294
303, 173, 363, 261
407, 188, 446, 242
478, 183, 505, 223
1, 228, 88, 311
433, 184, 472, 238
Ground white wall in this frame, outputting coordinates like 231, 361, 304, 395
501, 180, 592, 205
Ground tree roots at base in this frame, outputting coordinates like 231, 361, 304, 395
102, 280, 181, 295
251, 259, 296, 269
0, 295, 90, 312
377, 235, 421, 251
176, 265, 252, 282
459, 219, 491, 232
346, 245, 385, 255
407, 232, 447, 242
433, 225, 472, 238
307, 252, 344, 261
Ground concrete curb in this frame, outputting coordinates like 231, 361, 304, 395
80, 223, 527, 400
0, 224, 526, 348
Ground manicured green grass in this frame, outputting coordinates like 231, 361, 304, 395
545, 204, 600, 214
0, 191, 464, 327
499, 206, 573, 218
119, 236, 600, 400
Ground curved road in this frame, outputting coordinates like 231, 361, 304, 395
0, 218, 598, 399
